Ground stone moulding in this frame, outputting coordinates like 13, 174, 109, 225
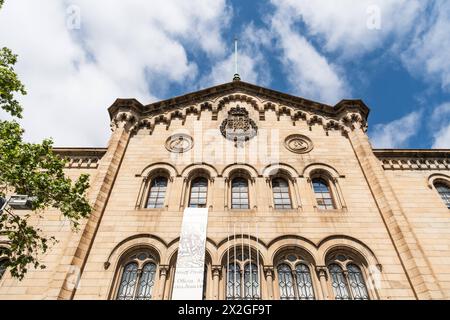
53, 147, 107, 169
374, 149, 450, 170
107, 80, 369, 137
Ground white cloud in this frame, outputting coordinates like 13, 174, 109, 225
370, 111, 422, 148
402, 1, 450, 92
0, 0, 230, 146
268, 0, 350, 103
431, 103, 450, 148
269, 0, 423, 58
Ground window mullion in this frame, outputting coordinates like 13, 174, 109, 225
292, 270, 300, 300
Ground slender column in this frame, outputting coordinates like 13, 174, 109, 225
211, 265, 222, 300
157, 265, 169, 300
316, 266, 329, 300
264, 266, 275, 300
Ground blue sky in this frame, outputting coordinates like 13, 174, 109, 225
0, 0, 449, 149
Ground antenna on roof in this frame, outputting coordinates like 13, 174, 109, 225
233, 36, 241, 81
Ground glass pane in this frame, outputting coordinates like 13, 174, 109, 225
329, 264, 351, 300
244, 263, 260, 300
277, 264, 295, 300
116, 262, 138, 300
0, 260, 7, 280
189, 177, 208, 208
136, 263, 156, 300
295, 264, 315, 300
347, 264, 369, 300
227, 264, 241, 300
147, 177, 168, 208
435, 183, 450, 209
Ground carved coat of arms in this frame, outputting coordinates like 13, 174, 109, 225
220, 106, 257, 146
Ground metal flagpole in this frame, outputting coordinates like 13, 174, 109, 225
234, 37, 238, 75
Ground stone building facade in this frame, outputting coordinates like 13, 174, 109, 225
0, 80, 450, 300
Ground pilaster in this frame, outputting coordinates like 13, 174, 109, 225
348, 126, 444, 299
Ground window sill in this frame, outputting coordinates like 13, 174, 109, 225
136, 207, 168, 212
314, 207, 347, 214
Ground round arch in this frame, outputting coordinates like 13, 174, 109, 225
140, 162, 179, 179
181, 163, 219, 180
262, 163, 299, 179
221, 163, 259, 180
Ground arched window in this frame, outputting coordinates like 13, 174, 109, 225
327, 253, 369, 300
329, 264, 350, 300
434, 182, 450, 209
277, 264, 295, 300
231, 178, 249, 209
312, 178, 335, 210
0, 259, 7, 280
347, 264, 370, 300
272, 178, 292, 209
226, 252, 260, 300
189, 177, 208, 208
146, 176, 168, 208
276, 254, 315, 300
116, 251, 157, 300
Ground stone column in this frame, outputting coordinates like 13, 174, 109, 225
316, 266, 329, 300
211, 265, 222, 300
264, 266, 275, 300
157, 265, 169, 300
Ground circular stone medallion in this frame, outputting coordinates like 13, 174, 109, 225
165, 134, 193, 153
284, 134, 313, 154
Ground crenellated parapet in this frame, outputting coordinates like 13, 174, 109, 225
106, 80, 369, 137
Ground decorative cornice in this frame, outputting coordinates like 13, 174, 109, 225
105, 81, 370, 136
53, 148, 107, 169
374, 149, 450, 171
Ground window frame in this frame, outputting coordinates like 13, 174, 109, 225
326, 252, 371, 301
274, 252, 317, 300
230, 177, 250, 210
0, 258, 8, 281
223, 250, 262, 300
112, 250, 159, 300
434, 180, 450, 209
270, 177, 293, 210
145, 176, 169, 209
188, 176, 209, 208
311, 177, 336, 210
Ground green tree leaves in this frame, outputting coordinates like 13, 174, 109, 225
0, 1, 92, 279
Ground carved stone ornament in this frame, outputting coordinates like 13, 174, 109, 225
165, 134, 194, 153
220, 106, 257, 146
284, 134, 313, 154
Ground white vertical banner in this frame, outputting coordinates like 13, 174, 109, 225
172, 207, 208, 300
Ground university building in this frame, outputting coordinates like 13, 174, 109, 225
0, 79, 450, 300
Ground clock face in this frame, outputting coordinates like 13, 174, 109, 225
165, 134, 193, 153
